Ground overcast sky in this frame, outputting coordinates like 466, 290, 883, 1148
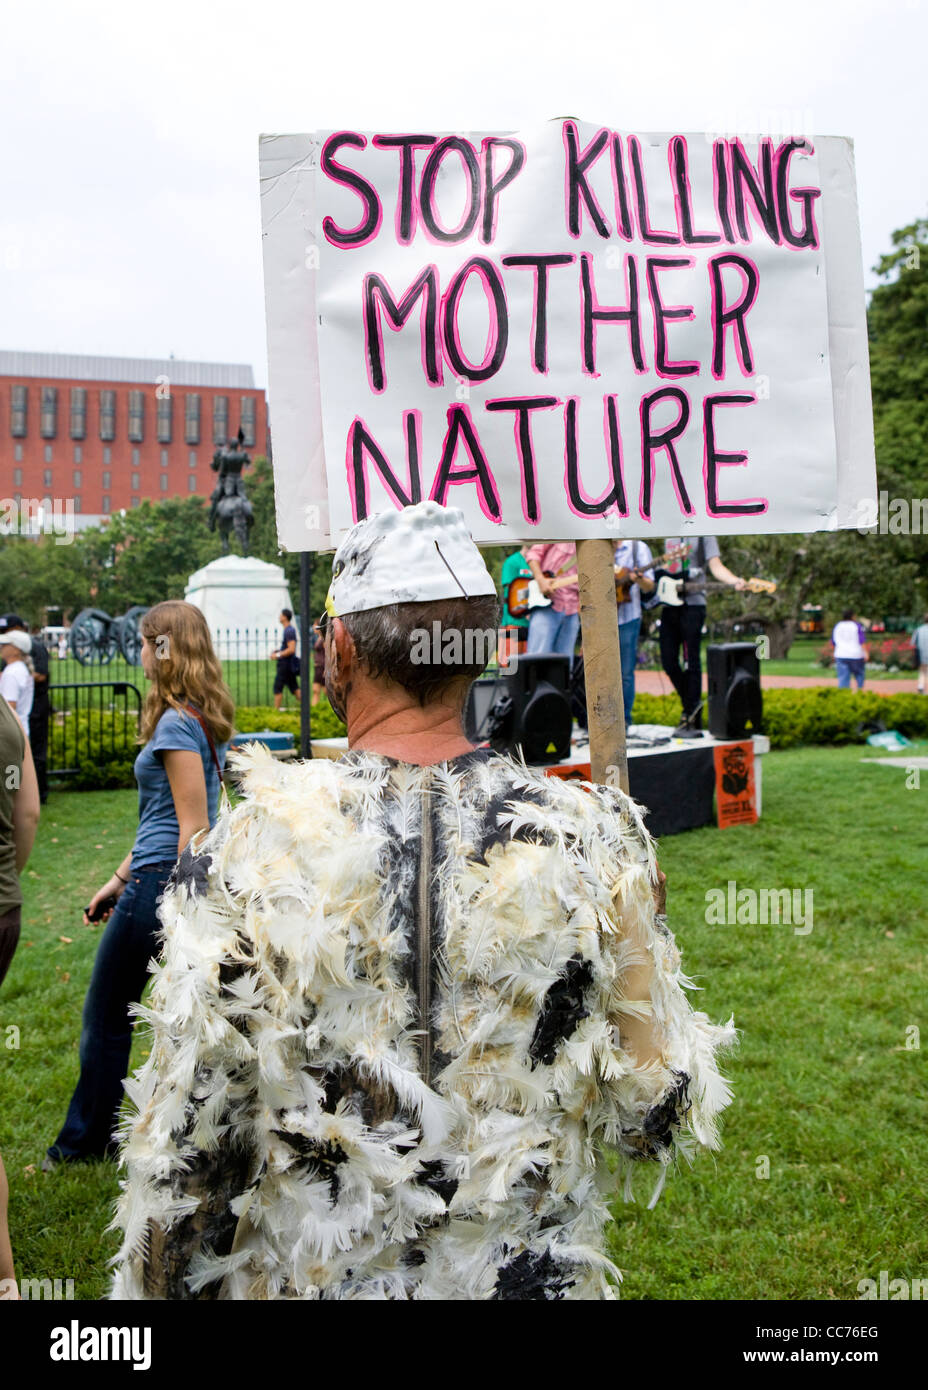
1, 0, 923, 388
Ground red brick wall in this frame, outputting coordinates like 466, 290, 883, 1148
0, 375, 269, 516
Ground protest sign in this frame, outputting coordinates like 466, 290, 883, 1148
714, 740, 759, 827
259, 121, 875, 552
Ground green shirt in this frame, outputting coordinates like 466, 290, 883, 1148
501, 551, 531, 628
0, 694, 26, 913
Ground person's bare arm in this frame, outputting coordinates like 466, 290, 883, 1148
527, 557, 552, 595
163, 749, 210, 857
12, 737, 40, 873
708, 554, 745, 589
0, 1152, 17, 1295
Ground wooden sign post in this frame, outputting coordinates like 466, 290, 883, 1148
576, 537, 627, 792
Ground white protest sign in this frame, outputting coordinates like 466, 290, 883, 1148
259, 121, 875, 551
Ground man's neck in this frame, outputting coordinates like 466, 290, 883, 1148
347, 694, 475, 766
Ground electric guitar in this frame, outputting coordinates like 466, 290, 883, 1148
654, 574, 777, 607
614, 545, 688, 603
507, 566, 579, 616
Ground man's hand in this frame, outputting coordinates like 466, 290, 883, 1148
731, 577, 746, 591
537, 575, 554, 596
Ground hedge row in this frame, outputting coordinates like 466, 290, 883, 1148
49, 688, 926, 790
48, 710, 141, 789
634, 688, 928, 749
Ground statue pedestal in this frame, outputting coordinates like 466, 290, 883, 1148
184, 555, 295, 660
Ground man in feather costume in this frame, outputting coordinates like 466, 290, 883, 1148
109, 501, 736, 1300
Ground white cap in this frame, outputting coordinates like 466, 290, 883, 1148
0, 630, 31, 654
325, 502, 497, 617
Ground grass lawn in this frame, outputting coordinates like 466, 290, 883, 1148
47, 654, 303, 712
1, 744, 925, 1299
698, 636, 916, 681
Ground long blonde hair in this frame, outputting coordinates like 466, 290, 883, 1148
138, 601, 236, 745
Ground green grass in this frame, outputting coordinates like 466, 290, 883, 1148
2, 746, 926, 1299
696, 636, 916, 681
48, 655, 303, 712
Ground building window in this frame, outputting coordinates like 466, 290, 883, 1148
128, 389, 144, 443
188, 473, 197, 492
73, 444, 82, 464
40, 386, 58, 439
188, 450, 197, 468
44, 444, 53, 464
160, 474, 168, 492
102, 495, 111, 513
131, 472, 140, 490
13, 468, 22, 487
156, 395, 172, 445
103, 445, 111, 465
184, 394, 200, 446
14, 443, 22, 462
102, 470, 111, 489
73, 469, 82, 488
131, 448, 140, 467
240, 395, 256, 447
213, 395, 228, 444
100, 390, 116, 441
73, 496, 81, 513
43, 469, 52, 488
11, 384, 27, 437
70, 387, 87, 440
160, 448, 169, 468
131, 496, 140, 508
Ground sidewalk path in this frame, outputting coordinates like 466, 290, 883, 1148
636, 670, 920, 696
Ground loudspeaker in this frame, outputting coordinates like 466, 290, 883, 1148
463, 676, 507, 743
465, 655, 573, 763
707, 643, 763, 739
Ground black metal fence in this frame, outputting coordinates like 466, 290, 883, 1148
48, 681, 143, 779
47, 626, 304, 712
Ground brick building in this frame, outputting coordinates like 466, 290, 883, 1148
0, 351, 269, 529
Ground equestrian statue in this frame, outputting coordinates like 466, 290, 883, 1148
208, 429, 254, 555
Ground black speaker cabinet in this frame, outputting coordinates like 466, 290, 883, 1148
465, 656, 573, 763
707, 642, 763, 739
463, 676, 506, 744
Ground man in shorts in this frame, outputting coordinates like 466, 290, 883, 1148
271, 608, 300, 710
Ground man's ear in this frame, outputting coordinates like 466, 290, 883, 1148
329, 617, 354, 676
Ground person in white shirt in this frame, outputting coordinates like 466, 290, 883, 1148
831, 608, 867, 691
0, 632, 35, 737
911, 613, 928, 694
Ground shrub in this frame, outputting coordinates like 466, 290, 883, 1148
234, 702, 346, 741
869, 636, 917, 670
49, 709, 139, 790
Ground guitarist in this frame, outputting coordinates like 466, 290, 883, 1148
498, 546, 531, 668
660, 536, 745, 732
614, 539, 655, 727
524, 541, 580, 671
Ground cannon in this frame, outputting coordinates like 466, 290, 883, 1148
69, 606, 149, 666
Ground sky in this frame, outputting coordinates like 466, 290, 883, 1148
0, 0, 923, 389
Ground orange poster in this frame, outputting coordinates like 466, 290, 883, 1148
545, 762, 591, 784
714, 742, 757, 827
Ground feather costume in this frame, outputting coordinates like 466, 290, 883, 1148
108, 743, 736, 1300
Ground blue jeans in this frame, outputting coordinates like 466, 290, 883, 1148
526, 606, 580, 670
48, 859, 176, 1161
619, 617, 640, 726
836, 658, 865, 690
